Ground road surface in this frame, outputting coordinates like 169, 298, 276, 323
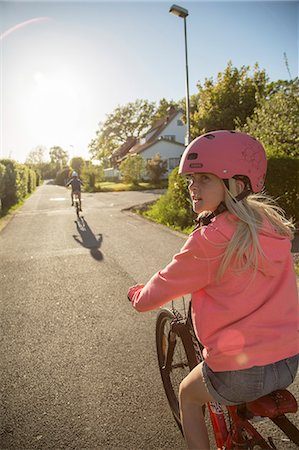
0, 182, 298, 449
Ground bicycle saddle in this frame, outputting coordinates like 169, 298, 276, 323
245, 389, 298, 418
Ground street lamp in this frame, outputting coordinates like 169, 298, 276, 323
169, 4, 191, 145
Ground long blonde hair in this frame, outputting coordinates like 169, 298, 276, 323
216, 183, 294, 279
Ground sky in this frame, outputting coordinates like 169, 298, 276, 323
0, 0, 298, 163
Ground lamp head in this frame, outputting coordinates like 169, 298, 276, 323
169, 4, 189, 18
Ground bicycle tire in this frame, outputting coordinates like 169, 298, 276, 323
156, 308, 198, 430
270, 415, 299, 446
75, 202, 80, 218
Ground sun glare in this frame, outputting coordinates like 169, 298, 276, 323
25, 70, 83, 145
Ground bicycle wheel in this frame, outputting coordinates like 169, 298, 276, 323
75, 202, 80, 218
156, 308, 198, 430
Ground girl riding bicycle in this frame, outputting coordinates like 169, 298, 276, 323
128, 130, 298, 449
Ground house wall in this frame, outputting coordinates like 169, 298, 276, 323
141, 140, 184, 177
103, 167, 120, 180
141, 140, 184, 160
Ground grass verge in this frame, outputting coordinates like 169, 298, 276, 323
94, 180, 168, 192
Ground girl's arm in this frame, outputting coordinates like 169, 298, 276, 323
128, 233, 211, 312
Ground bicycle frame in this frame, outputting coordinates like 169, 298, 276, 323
157, 300, 299, 450
207, 402, 272, 449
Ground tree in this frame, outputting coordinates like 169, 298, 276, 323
81, 162, 104, 190
119, 155, 145, 185
70, 157, 85, 175
190, 62, 268, 138
241, 78, 299, 157
151, 98, 179, 122
25, 146, 47, 165
89, 99, 156, 163
49, 146, 69, 167
146, 153, 168, 185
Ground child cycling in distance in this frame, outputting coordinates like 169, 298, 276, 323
127, 130, 298, 450
66, 171, 83, 211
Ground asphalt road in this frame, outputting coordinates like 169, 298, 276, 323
0, 182, 298, 450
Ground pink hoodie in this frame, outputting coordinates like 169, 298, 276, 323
131, 212, 299, 371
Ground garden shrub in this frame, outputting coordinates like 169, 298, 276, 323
265, 157, 299, 226
0, 159, 19, 209
145, 167, 196, 230
145, 158, 298, 232
55, 167, 71, 186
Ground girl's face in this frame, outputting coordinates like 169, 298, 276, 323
188, 173, 225, 214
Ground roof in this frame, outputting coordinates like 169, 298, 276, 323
109, 136, 137, 161
144, 106, 179, 141
129, 107, 183, 155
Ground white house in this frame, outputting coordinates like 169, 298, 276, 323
128, 107, 186, 176
106, 107, 187, 180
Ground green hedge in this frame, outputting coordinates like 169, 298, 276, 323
0, 159, 38, 211
145, 157, 299, 231
265, 157, 298, 225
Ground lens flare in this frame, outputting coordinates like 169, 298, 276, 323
0, 17, 51, 41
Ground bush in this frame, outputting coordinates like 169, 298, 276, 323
28, 169, 37, 193
0, 160, 39, 210
265, 157, 299, 225
145, 167, 196, 230
81, 164, 104, 191
0, 159, 19, 209
55, 167, 71, 186
146, 153, 168, 185
119, 155, 145, 185
17, 165, 29, 201
145, 158, 299, 232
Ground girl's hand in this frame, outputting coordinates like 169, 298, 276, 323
127, 284, 144, 302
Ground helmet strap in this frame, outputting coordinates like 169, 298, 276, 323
194, 180, 252, 229
194, 201, 227, 228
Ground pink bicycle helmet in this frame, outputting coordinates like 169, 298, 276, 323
179, 130, 267, 193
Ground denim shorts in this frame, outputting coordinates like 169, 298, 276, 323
202, 354, 299, 406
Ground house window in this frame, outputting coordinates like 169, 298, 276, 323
168, 158, 180, 170
177, 119, 183, 126
163, 135, 175, 141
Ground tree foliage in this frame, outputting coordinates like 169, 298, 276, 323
25, 146, 47, 165
145, 167, 195, 230
89, 99, 156, 163
240, 78, 299, 157
49, 146, 69, 166
81, 162, 104, 190
0, 159, 38, 209
190, 62, 268, 138
70, 157, 85, 175
151, 98, 179, 122
146, 153, 168, 185
88, 98, 180, 164
0, 163, 6, 205
119, 154, 145, 185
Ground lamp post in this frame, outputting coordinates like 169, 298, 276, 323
169, 4, 191, 145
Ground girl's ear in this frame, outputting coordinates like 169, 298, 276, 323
235, 179, 245, 195
228, 178, 245, 196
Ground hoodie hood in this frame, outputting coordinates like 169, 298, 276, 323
258, 224, 292, 276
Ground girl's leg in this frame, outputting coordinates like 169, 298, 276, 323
179, 362, 214, 450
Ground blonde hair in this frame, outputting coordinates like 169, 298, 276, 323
214, 182, 294, 279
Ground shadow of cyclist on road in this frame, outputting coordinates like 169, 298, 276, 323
73, 218, 103, 261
